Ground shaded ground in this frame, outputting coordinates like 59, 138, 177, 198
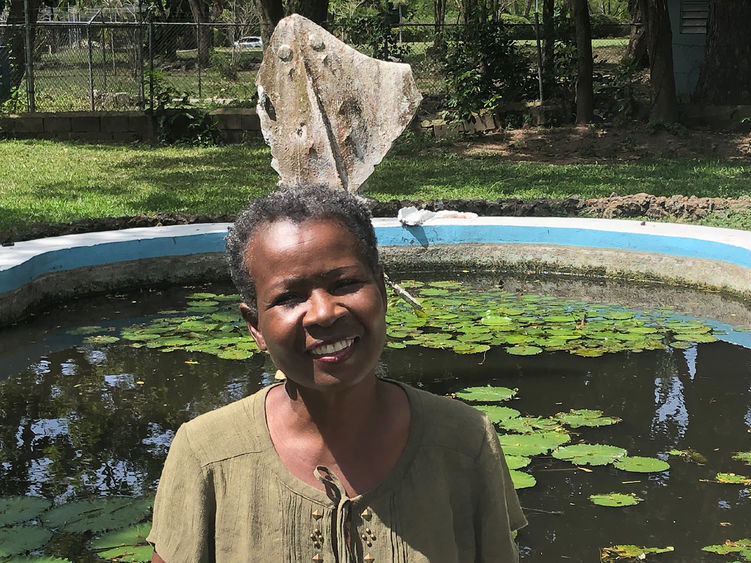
2, 125, 750, 244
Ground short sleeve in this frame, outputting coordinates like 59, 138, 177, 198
147, 424, 215, 562
473, 415, 528, 562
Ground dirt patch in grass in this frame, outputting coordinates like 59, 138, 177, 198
454, 124, 751, 163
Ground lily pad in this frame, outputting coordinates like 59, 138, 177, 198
702, 538, 751, 559
601, 545, 674, 561
505, 345, 543, 356
508, 470, 536, 490
668, 448, 707, 464
613, 456, 670, 473
0, 525, 53, 557
505, 455, 531, 470
732, 451, 751, 465
476, 405, 521, 423
498, 431, 571, 457
41, 497, 152, 534
455, 386, 516, 402
497, 416, 562, 434
552, 443, 628, 466
714, 473, 751, 485
91, 522, 153, 562
589, 492, 643, 507
0, 496, 51, 526
554, 409, 622, 428
83, 335, 121, 345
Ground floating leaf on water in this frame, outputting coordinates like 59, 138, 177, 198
498, 416, 561, 434
3, 557, 72, 562
713, 473, 751, 485
455, 386, 516, 402
83, 335, 120, 345
419, 288, 450, 296
701, 538, 751, 557
732, 451, 751, 465
555, 409, 622, 429
186, 292, 217, 299
601, 311, 635, 320
667, 449, 708, 464
0, 496, 52, 526
0, 525, 53, 557
589, 492, 643, 507
669, 341, 693, 350
508, 470, 536, 490
505, 455, 531, 470
613, 456, 670, 473
216, 349, 255, 360
569, 347, 607, 358
428, 280, 463, 289
41, 497, 152, 534
506, 345, 543, 356
498, 431, 571, 457
476, 405, 521, 422
66, 325, 104, 335
386, 342, 407, 349
480, 315, 514, 327
673, 333, 719, 343
601, 545, 674, 561
210, 312, 241, 323
91, 522, 153, 562
552, 443, 627, 466
452, 342, 490, 355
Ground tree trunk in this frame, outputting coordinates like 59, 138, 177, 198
694, 0, 751, 105
187, 0, 212, 66
433, 0, 447, 50
572, 0, 593, 123
541, 0, 554, 98
255, 0, 328, 48
624, 0, 648, 67
639, 0, 677, 121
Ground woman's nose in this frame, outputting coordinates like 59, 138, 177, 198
304, 290, 345, 327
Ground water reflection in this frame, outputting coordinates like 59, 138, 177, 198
0, 285, 749, 561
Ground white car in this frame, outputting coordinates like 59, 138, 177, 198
234, 36, 262, 49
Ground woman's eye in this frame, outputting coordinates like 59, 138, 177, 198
332, 279, 363, 294
272, 293, 302, 307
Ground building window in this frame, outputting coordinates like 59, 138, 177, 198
680, 0, 708, 34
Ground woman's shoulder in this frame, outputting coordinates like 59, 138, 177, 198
401, 383, 492, 457
176, 385, 273, 466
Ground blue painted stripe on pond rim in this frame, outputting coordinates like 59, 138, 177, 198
374, 224, 751, 269
0, 232, 227, 294
1, 223, 749, 295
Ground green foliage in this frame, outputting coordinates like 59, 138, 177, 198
336, 6, 412, 61
554, 409, 621, 428
589, 492, 643, 507
702, 538, 751, 561
613, 456, 670, 473
713, 473, 751, 485
0, 526, 53, 557
733, 451, 751, 465
0, 496, 51, 526
41, 497, 152, 534
149, 71, 223, 147
498, 431, 571, 457
593, 59, 642, 123
442, 21, 533, 123
552, 443, 627, 466
508, 469, 536, 489
455, 385, 517, 402
91, 523, 153, 562
601, 545, 674, 561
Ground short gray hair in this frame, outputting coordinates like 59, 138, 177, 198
225, 185, 380, 317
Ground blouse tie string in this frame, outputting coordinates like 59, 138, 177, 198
314, 465, 353, 563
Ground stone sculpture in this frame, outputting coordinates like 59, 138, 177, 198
256, 14, 422, 193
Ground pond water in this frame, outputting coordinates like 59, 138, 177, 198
1, 277, 750, 562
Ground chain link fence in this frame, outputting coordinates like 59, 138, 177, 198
0, 18, 628, 113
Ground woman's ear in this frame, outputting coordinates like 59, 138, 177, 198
239, 302, 267, 350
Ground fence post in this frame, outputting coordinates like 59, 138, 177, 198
23, 0, 35, 112
148, 21, 153, 112
196, 23, 202, 99
87, 24, 94, 110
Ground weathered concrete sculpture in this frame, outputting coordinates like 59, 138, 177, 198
256, 14, 422, 193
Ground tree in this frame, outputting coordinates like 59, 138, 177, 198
624, 0, 647, 67
254, 0, 329, 47
694, 1, 751, 105
0, 0, 42, 90
571, 0, 593, 122
541, 0, 554, 99
638, 0, 677, 121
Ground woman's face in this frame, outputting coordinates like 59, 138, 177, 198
240, 219, 387, 392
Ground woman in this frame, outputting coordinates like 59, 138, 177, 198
147, 185, 526, 562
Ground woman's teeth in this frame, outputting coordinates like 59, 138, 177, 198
311, 338, 354, 355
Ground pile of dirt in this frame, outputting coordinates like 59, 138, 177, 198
3, 193, 749, 246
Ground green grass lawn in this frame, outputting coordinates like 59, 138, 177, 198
1, 138, 749, 236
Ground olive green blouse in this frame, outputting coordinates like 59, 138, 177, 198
147, 382, 527, 562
